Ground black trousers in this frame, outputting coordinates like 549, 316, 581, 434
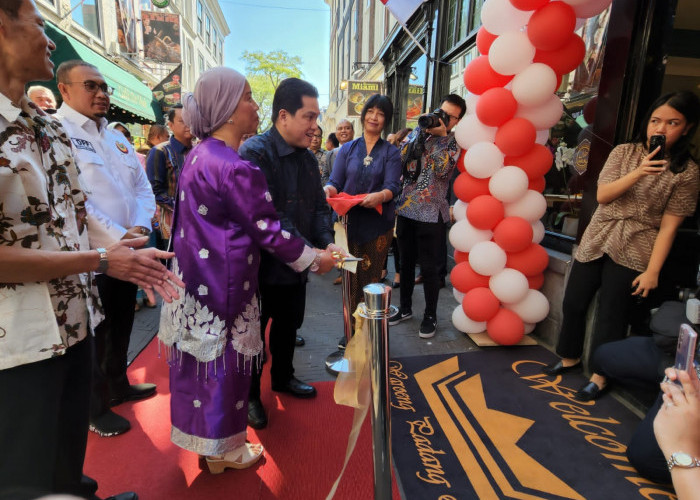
589, 336, 671, 483
396, 215, 444, 319
249, 281, 307, 401
0, 338, 92, 497
556, 255, 639, 361
91, 274, 137, 418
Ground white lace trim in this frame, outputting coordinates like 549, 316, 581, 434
171, 425, 246, 456
288, 245, 317, 273
158, 258, 263, 363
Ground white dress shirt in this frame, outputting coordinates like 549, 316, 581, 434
57, 103, 156, 245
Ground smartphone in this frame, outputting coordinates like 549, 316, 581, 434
671, 324, 698, 386
649, 134, 666, 161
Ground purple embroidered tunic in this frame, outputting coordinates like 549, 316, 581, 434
159, 137, 314, 454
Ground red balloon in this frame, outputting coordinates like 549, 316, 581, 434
456, 148, 467, 173
463, 56, 513, 95
505, 145, 553, 180
487, 308, 525, 345
510, 0, 549, 10
493, 217, 533, 253
495, 118, 536, 157
476, 27, 498, 55
534, 33, 586, 75
476, 87, 518, 127
450, 261, 490, 293
527, 273, 545, 290
463, 287, 500, 322
454, 249, 469, 264
467, 195, 505, 230
527, 2, 576, 51
529, 176, 546, 192
507, 243, 549, 276
453, 172, 490, 202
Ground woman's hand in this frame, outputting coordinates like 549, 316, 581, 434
655, 368, 700, 459
360, 192, 385, 208
631, 270, 659, 297
324, 186, 338, 198
635, 148, 668, 178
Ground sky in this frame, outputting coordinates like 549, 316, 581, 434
219, 0, 331, 108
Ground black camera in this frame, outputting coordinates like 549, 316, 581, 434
418, 108, 450, 129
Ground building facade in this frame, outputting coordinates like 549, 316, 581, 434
35, 0, 229, 124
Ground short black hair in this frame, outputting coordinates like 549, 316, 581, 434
0, 0, 24, 19
440, 94, 467, 119
327, 132, 339, 148
272, 78, 319, 124
360, 94, 393, 133
316, 125, 323, 136
56, 60, 98, 84
167, 103, 183, 124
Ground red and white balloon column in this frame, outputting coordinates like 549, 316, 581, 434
450, 0, 611, 345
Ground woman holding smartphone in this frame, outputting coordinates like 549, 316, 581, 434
542, 90, 700, 401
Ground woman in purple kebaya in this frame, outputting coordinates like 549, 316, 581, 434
158, 68, 334, 474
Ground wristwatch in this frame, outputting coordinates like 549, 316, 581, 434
96, 247, 109, 274
309, 252, 322, 272
667, 452, 700, 471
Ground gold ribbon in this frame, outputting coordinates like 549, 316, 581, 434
326, 307, 371, 499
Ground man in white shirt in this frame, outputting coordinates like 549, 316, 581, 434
56, 60, 158, 438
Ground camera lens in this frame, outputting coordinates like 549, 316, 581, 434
418, 113, 440, 129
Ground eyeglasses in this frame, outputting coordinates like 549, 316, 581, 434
65, 80, 114, 96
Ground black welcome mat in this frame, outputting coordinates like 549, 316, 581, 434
389, 346, 675, 499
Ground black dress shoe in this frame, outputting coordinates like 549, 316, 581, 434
104, 492, 138, 500
541, 360, 582, 376
391, 281, 400, 289
110, 383, 156, 406
271, 377, 317, 398
248, 399, 267, 429
89, 410, 130, 437
574, 381, 607, 402
295, 335, 305, 347
337, 336, 347, 350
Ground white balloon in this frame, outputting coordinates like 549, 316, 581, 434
469, 241, 507, 276
489, 166, 529, 203
454, 114, 497, 150
465, 93, 479, 115
489, 268, 529, 304
532, 220, 545, 243
453, 199, 468, 221
449, 219, 493, 252
488, 31, 536, 76
512, 63, 558, 107
481, 0, 533, 35
535, 128, 549, 145
505, 289, 550, 323
524, 322, 536, 334
504, 190, 547, 222
453, 288, 465, 304
464, 141, 504, 179
452, 305, 487, 334
515, 95, 564, 130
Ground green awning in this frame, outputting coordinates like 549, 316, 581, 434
38, 22, 161, 124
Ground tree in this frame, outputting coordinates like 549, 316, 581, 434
241, 50, 303, 132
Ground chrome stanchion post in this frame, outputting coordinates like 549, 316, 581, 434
360, 283, 397, 500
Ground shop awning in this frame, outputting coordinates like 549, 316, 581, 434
38, 22, 161, 124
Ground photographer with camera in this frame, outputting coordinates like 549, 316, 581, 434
388, 94, 466, 338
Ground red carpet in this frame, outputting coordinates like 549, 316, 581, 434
84, 340, 401, 500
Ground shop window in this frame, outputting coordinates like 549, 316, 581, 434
541, 6, 610, 239
71, 0, 100, 38
213, 29, 218, 57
